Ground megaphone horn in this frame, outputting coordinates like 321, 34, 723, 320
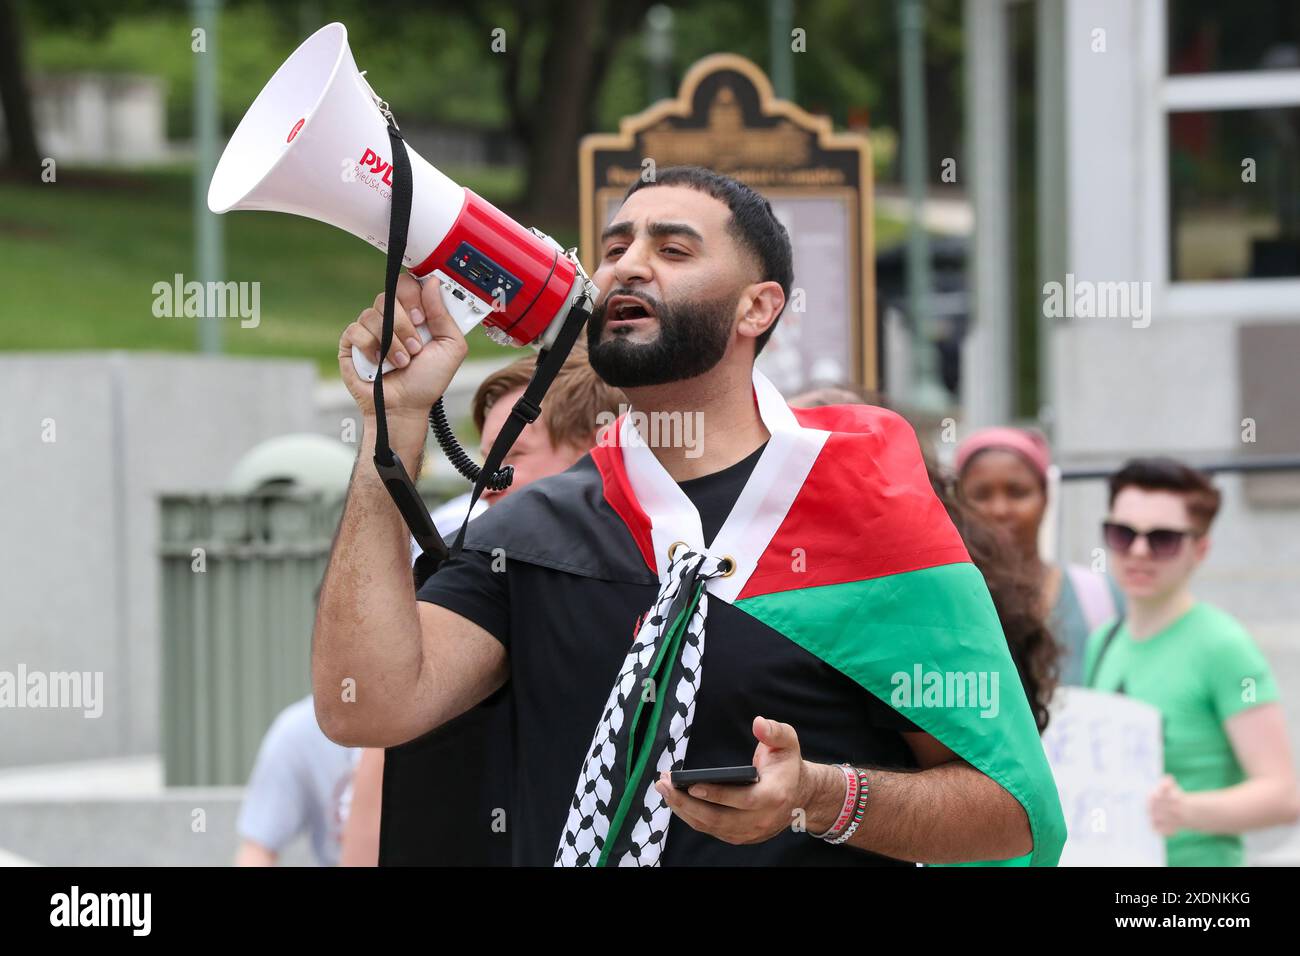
208, 22, 593, 382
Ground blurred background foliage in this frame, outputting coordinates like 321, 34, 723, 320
1, 0, 961, 374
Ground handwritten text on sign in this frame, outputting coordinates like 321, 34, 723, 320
1042, 687, 1165, 866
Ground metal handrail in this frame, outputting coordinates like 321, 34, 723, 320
1059, 455, 1300, 482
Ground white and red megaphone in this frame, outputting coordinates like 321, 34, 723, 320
208, 21, 593, 381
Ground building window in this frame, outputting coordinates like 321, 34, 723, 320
1161, 2, 1300, 288
1169, 106, 1300, 281
1169, 0, 1300, 75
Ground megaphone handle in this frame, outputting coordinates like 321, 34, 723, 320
350, 274, 485, 382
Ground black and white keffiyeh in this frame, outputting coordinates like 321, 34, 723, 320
555, 546, 732, 867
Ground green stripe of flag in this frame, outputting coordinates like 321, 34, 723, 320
735, 561, 1065, 866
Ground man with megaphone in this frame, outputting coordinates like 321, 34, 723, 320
211, 20, 1063, 868
312, 164, 1067, 868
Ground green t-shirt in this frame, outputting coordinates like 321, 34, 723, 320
1083, 602, 1279, 867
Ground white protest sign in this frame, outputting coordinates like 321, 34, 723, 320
1042, 687, 1165, 866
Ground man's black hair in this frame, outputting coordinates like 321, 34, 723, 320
622, 166, 793, 355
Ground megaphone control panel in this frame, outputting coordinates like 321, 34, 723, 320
447, 242, 523, 308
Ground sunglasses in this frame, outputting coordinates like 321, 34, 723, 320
1102, 521, 1197, 559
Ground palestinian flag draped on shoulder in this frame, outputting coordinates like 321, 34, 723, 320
579, 368, 1067, 866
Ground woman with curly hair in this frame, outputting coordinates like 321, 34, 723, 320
929, 463, 1061, 733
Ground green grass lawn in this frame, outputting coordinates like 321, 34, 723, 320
0, 164, 534, 375
0, 165, 910, 378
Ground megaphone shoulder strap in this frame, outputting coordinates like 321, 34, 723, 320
369, 118, 590, 584
448, 301, 589, 557
371, 121, 447, 564
373, 126, 411, 465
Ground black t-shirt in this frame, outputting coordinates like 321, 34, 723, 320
379, 685, 513, 866
416, 445, 920, 866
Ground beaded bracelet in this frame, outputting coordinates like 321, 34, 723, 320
827, 769, 870, 845
810, 763, 858, 840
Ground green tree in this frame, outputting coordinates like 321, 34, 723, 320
0, 0, 41, 176
447, 0, 662, 224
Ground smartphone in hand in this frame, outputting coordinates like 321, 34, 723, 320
670, 765, 759, 789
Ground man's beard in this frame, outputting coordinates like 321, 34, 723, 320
586, 287, 736, 388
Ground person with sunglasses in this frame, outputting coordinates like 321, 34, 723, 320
1084, 457, 1300, 866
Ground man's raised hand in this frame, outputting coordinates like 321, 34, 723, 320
338, 273, 469, 417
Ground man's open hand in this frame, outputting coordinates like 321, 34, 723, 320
653, 716, 832, 845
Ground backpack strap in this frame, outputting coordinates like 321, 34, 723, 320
1067, 564, 1118, 634
1085, 617, 1125, 689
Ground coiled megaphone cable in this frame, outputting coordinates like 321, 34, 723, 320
428, 398, 514, 491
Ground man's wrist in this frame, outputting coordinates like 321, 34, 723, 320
364, 408, 429, 434
364, 406, 430, 427
799, 761, 847, 835
363, 411, 429, 465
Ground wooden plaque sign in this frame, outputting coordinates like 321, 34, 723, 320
579, 54, 876, 391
